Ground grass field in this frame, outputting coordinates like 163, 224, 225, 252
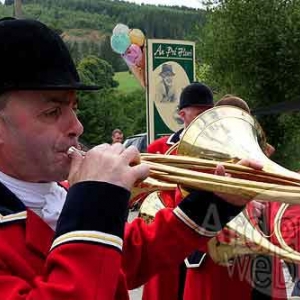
114, 71, 142, 93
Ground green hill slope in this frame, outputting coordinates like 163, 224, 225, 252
114, 71, 142, 93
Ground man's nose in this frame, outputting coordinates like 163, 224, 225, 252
66, 109, 84, 138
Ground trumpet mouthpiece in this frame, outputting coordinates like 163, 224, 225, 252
67, 146, 86, 157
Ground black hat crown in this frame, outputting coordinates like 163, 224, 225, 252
178, 82, 213, 110
0, 18, 99, 92
159, 64, 175, 76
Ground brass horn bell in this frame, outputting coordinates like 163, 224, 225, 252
178, 105, 300, 179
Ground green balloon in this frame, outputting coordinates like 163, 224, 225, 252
111, 33, 131, 54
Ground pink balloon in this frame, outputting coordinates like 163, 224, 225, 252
122, 44, 143, 67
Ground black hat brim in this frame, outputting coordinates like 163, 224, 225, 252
159, 72, 175, 76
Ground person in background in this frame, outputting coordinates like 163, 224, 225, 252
143, 82, 214, 300
183, 95, 289, 300
0, 18, 257, 299
215, 94, 250, 112
111, 128, 124, 144
148, 82, 214, 155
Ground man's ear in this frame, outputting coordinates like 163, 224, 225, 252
178, 109, 185, 120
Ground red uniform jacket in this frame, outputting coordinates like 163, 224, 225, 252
0, 178, 238, 299
147, 135, 174, 155
143, 132, 183, 300
146, 131, 180, 208
183, 202, 291, 300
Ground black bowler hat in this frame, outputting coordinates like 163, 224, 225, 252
178, 82, 214, 110
0, 18, 99, 93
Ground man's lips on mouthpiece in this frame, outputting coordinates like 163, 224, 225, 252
67, 146, 86, 157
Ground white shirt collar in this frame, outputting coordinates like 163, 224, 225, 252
0, 170, 66, 230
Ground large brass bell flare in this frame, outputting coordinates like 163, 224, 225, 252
139, 106, 300, 204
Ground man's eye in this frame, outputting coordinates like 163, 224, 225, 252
44, 108, 61, 117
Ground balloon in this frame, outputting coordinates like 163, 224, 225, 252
110, 33, 131, 54
113, 23, 130, 35
122, 44, 146, 88
122, 44, 143, 67
129, 28, 145, 47
111, 24, 146, 89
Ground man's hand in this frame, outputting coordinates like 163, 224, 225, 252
215, 159, 263, 207
68, 143, 149, 191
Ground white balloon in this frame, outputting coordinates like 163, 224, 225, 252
113, 23, 130, 35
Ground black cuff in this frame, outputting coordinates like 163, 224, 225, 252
178, 190, 244, 232
55, 181, 130, 240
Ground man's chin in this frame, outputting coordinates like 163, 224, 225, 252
48, 164, 70, 183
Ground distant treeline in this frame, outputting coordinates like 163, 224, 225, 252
5, 0, 205, 38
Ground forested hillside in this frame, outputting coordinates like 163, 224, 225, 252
1, 0, 205, 72
21, 0, 205, 37
2, 0, 205, 70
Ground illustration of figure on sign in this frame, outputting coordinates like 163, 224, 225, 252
155, 63, 177, 103
152, 61, 189, 131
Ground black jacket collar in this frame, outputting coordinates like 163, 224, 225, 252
167, 128, 184, 145
0, 181, 26, 215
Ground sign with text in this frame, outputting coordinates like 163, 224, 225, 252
146, 39, 195, 142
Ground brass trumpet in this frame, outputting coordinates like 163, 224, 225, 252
69, 106, 300, 203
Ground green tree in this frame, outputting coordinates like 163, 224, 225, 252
77, 88, 146, 146
76, 55, 118, 145
110, 90, 146, 137
77, 55, 118, 88
100, 35, 127, 72
199, 0, 300, 169
76, 55, 146, 146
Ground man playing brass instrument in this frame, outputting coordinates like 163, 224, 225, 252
148, 82, 214, 155
144, 94, 295, 300
143, 82, 215, 300
0, 18, 260, 299
183, 96, 295, 300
